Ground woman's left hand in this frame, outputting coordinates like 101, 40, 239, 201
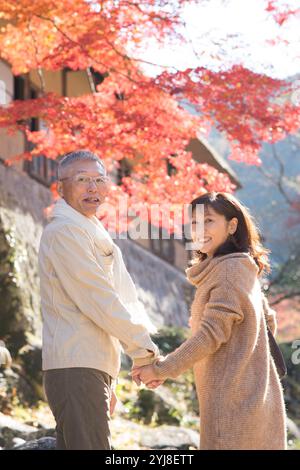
131, 364, 163, 388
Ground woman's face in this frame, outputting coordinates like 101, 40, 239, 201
191, 205, 238, 257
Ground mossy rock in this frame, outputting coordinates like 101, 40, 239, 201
127, 388, 184, 426
151, 326, 189, 355
0, 367, 37, 414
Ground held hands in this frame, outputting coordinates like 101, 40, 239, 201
131, 358, 165, 389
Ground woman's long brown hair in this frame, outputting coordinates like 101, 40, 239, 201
190, 192, 270, 275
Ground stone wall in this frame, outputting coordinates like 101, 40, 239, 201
0, 162, 52, 351
116, 239, 193, 328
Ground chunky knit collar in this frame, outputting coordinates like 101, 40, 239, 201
185, 252, 258, 286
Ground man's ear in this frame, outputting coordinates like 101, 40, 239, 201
57, 181, 64, 198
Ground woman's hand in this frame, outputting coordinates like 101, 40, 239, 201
131, 363, 164, 389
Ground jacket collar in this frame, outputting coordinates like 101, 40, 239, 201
51, 198, 114, 254
185, 252, 258, 286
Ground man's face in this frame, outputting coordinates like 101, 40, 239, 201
57, 160, 109, 218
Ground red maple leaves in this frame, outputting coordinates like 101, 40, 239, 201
0, 0, 299, 230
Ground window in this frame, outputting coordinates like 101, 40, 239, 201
14, 76, 26, 101
25, 126, 58, 187
116, 158, 132, 185
166, 154, 177, 176
25, 122, 57, 186
19, 82, 58, 187
25, 155, 58, 187
25, 110, 58, 187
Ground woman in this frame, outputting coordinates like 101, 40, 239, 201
132, 192, 287, 450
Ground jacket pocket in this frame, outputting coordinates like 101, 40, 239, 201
100, 252, 114, 266
97, 252, 114, 283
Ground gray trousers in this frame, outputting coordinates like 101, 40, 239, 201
43, 368, 112, 450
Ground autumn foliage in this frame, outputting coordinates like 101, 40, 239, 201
0, 0, 299, 228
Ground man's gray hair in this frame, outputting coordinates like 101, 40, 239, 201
57, 150, 106, 180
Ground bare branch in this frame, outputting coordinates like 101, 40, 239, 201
270, 292, 300, 306
34, 14, 143, 86
103, 36, 178, 72
27, 19, 46, 94
86, 67, 96, 93
257, 143, 294, 207
271, 144, 294, 205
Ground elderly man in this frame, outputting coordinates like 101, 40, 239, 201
38, 150, 159, 450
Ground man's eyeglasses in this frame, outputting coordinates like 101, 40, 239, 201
59, 174, 109, 186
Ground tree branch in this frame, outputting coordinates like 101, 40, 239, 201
270, 292, 300, 306
27, 19, 46, 94
257, 142, 294, 207
34, 14, 142, 86
86, 67, 96, 93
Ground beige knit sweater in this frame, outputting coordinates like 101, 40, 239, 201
153, 252, 287, 450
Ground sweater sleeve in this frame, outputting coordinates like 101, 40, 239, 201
153, 277, 244, 380
261, 292, 277, 337
49, 225, 159, 366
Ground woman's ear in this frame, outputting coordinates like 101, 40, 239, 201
229, 217, 238, 235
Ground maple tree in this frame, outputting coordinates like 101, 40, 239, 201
266, 0, 300, 26
0, 0, 299, 231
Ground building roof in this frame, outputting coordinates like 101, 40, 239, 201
186, 136, 242, 189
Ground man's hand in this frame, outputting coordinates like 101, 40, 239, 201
110, 389, 118, 416
131, 363, 164, 389
146, 379, 164, 389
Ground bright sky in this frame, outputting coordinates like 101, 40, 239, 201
139, 0, 300, 79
